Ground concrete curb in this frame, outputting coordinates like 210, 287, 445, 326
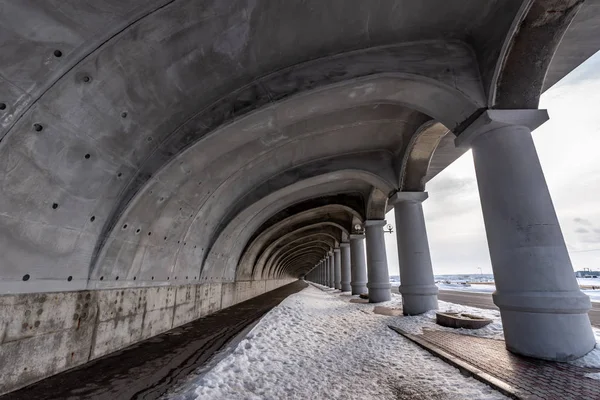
388, 326, 526, 400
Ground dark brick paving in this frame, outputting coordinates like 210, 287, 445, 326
418, 329, 600, 400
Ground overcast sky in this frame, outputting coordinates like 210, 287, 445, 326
385, 51, 600, 276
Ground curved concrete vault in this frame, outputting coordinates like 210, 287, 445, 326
1, 0, 600, 394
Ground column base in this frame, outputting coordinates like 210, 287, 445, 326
494, 290, 595, 361
351, 282, 367, 295
367, 282, 391, 303
399, 284, 438, 315
501, 310, 595, 361
341, 283, 351, 292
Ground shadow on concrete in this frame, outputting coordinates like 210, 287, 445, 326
2, 281, 307, 400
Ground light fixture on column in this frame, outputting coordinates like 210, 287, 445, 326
384, 224, 394, 234
353, 223, 364, 234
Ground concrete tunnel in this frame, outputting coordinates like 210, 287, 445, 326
1, 0, 600, 395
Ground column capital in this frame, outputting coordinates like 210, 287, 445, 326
364, 219, 386, 227
389, 191, 428, 205
455, 109, 548, 149
333, 247, 341, 253
340, 242, 350, 248
350, 234, 365, 240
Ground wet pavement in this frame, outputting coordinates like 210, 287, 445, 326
2, 281, 307, 400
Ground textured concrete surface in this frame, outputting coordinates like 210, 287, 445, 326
462, 110, 595, 360
0, 278, 293, 395
391, 192, 438, 315
1, 0, 600, 394
365, 220, 391, 303
1, 281, 306, 400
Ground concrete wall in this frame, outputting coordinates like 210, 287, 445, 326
0, 278, 294, 395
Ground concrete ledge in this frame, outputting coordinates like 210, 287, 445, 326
388, 326, 522, 400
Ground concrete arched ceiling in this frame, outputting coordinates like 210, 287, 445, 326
238, 205, 361, 280
202, 170, 393, 282
1, 0, 599, 293
263, 225, 348, 279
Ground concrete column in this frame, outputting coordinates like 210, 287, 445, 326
320, 261, 323, 284
319, 261, 323, 285
390, 192, 438, 315
350, 234, 367, 295
365, 220, 391, 303
328, 252, 335, 288
456, 109, 595, 361
325, 257, 330, 287
334, 248, 341, 290
340, 242, 352, 292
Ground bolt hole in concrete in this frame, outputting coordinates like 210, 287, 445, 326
100, 276, 104, 281
116, 276, 119, 280
33, 123, 43, 132
22, 274, 30, 281
136, 228, 141, 234
121, 111, 127, 118
122, 224, 127, 229
90, 216, 95, 222
82, 75, 91, 83
52, 203, 58, 209
0, 102, 6, 110
53, 49, 62, 57
117, 172, 122, 178
67, 276, 72, 282
84, 153, 90, 159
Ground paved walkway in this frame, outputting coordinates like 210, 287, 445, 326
391, 327, 600, 400
1, 281, 307, 400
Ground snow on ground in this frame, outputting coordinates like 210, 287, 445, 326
583, 289, 600, 303
387, 290, 600, 369
390, 298, 504, 340
578, 278, 600, 287
438, 282, 600, 303
176, 285, 508, 400
584, 372, 600, 381
569, 326, 600, 369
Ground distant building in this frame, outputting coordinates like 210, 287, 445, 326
575, 270, 600, 278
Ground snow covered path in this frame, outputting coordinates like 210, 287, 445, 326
183, 285, 507, 400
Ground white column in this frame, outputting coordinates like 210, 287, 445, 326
334, 248, 341, 290
328, 251, 335, 288
390, 191, 438, 315
340, 242, 352, 292
350, 234, 367, 295
456, 109, 594, 361
365, 220, 391, 303
325, 256, 331, 287
319, 261, 324, 285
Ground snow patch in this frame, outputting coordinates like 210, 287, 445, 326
171, 285, 507, 399
584, 372, 600, 381
569, 327, 600, 369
